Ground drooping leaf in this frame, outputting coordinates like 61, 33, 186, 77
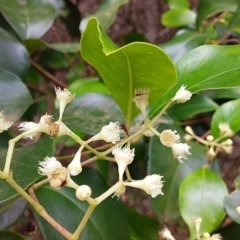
62, 93, 124, 135
0, 231, 26, 240
149, 124, 207, 222
167, 0, 189, 9
167, 95, 218, 121
127, 208, 158, 240
80, 18, 177, 126
179, 168, 228, 240
0, 0, 58, 39
0, 70, 32, 121
159, 29, 215, 63
149, 45, 240, 119
224, 191, 240, 224
196, 0, 238, 28
79, 0, 129, 32
0, 28, 29, 79
210, 99, 240, 138
161, 9, 196, 27
0, 136, 54, 204
34, 168, 130, 240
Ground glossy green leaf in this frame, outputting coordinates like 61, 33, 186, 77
168, 95, 218, 121
0, 136, 54, 204
63, 93, 124, 135
224, 191, 240, 224
0, 0, 58, 39
201, 88, 240, 99
0, 198, 27, 230
161, 9, 196, 27
34, 168, 130, 240
0, 70, 32, 121
80, 18, 177, 125
127, 208, 158, 240
211, 99, 240, 138
179, 168, 228, 240
68, 78, 109, 97
79, 0, 129, 32
0, 28, 29, 79
149, 124, 207, 222
196, 0, 238, 28
0, 231, 26, 240
167, 0, 189, 9
149, 45, 240, 119
159, 29, 215, 63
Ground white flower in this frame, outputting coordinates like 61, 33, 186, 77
38, 157, 68, 189
76, 185, 92, 201
171, 143, 191, 162
68, 148, 82, 176
18, 122, 39, 140
112, 145, 135, 181
173, 85, 192, 103
218, 122, 234, 137
159, 226, 175, 240
132, 88, 150, 116
55, 87, 75, 120
124, 174, 164, 198
112, 185, 126, 199
160, 129, 180, 147
0, 112, 12, 133
201, 232, 222, 240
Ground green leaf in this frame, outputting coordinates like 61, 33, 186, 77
63, 93, 124, 135
179, 168, 228, 240
196, 0, 238, 28
234, 175, 240, 191
0, 231, 26, 240
168, 95, 218, 121
149, 124, 207, 222
167, 0, 189, 9
224, 191, 240, 224
201, 88, 240, 99
68, 78, 109, 97
149, 45, 240, 119
79, 0, 129, 32
0, 70, 32, 121
0, 28, 29, 79
127, 208, 158, 240
161, 9, 196, 27
210, 99, 240, 138
34, 168, 130, 240
0, 136, 54, 204
0, 0, 58, 39
159, 29, 215, 63
228, 4, 240, 30
80, 18, 177, 125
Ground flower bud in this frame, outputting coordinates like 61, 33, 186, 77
68, 148, 82, 176
76, 185, 92, 201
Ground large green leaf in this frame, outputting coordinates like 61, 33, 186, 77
160, 29, 215, 63
201, 88, 240, 99
196, 0, 238, 28
224, 191, 240, 224
149, 45, 240, 119
0, 231, 26, 240
167, 95, 218, 121
149, 124, 207, 222
62, 93, 124, 135
127, 208, 158, 240
161, 9, 196, 28
80, 18, 177, 126
179, 168, 228, 240
211, 99, 240, 138
0, 28, 29, 79
0, 0, 58, 39
34, 168, 130, 240
0, 136, 54, 204
79, 0, 129, 32
0, 70, 32, 121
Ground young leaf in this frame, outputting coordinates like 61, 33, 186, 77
80, 18, 177, 126
149, 45, 240, 119
210, 99, 240, 138
179, 168, 228, 240
34, 168, 129, 240
0, 0, 58, 39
